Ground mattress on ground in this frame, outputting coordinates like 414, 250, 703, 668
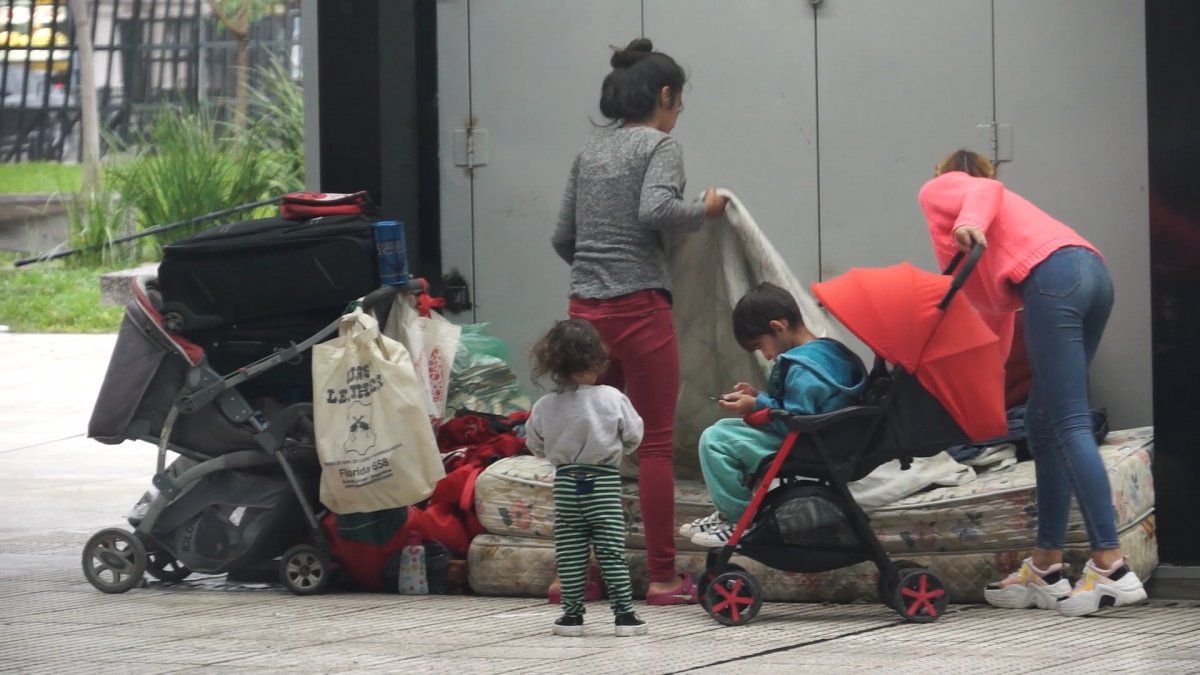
473, 428, 1154, 555
871, 426, 1154, 554
472, 454, 713, 551
467, 514, 1157, 603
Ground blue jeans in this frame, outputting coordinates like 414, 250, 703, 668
1021, 246, 1117, 550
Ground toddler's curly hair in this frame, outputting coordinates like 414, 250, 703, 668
529, 319, 608, 391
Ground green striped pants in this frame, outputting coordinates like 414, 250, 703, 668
553, 464, 633, 616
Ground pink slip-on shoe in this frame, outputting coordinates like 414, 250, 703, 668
645, 573, 699, 606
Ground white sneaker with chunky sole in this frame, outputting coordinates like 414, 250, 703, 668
983, 558, 1071, 609
1056, 559, 1147, 617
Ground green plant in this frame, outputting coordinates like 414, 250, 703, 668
247, 57, 305, 193
63, 186, 138, 268
209, 0, 285, 127
103, 107, 279, 250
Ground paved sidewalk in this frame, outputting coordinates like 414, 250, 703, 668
2, 334, 1198, 673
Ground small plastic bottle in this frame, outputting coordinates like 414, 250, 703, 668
398, 532, 428, 595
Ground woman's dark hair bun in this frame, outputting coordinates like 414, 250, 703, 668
598, 37, 685, 123
610, 38, 653, 68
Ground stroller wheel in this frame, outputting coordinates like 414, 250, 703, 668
703, 570, 763, 626
699, 562, 746, 607
279, 545, 333, 596
892, 568, 949, 623
82, 528, 148, 594
146, 549, 192, 582
877, 560, 922, 609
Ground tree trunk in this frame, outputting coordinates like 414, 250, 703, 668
67, 0, 101, 191
233, 35, 250, 128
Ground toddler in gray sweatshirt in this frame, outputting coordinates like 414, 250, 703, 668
526, 318, 647, 637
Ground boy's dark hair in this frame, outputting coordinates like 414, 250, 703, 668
599, 38, 687, 123
732, 282, 804, 350
529, 318, 609, 390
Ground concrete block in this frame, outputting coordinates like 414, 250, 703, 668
98, 263, 159, 306
0, 194, 68, 255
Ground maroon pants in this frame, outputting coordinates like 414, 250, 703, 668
569, 290, 679, 583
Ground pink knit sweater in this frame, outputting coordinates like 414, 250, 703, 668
917, 171, 1100, 351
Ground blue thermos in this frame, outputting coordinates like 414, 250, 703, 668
374, 220, 410, 285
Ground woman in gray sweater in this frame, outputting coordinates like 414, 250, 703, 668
550, 38, 726, 605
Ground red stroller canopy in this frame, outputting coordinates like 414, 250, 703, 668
812, 262, 1007, 442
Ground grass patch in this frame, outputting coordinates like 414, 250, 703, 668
0, 254, 123, 333
0, 162, 83, 194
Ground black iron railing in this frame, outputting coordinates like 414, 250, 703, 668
1, 0, 301, 162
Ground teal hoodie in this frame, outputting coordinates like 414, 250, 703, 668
753, 338, 868, 435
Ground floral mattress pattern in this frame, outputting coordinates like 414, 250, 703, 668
467, 515, 1158, 604
473, 428, 1155, 556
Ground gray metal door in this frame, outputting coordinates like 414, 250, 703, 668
993, 0, 1151, 427
439, 1, 641, 388
643, 0, 820, 274
815, 0, 995, 279
812, 0, 993, 361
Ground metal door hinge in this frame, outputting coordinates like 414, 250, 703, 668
976, 121, 1013, 166
453, 121, 489, 172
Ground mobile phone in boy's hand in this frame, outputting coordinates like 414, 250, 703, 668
708, 394, 726, 403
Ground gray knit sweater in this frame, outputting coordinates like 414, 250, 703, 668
553, 126, 707, 300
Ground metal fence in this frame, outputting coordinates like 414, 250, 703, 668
1, 0, 301, 163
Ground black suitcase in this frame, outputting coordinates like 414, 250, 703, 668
188, 311, 337, 402
159, 215, 379, 331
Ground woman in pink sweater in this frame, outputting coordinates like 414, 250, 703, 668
918, 149, 1146, 617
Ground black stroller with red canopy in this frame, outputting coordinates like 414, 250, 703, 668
700, 246, 1008, 625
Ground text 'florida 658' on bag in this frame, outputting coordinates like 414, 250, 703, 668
312, 308, 445, 514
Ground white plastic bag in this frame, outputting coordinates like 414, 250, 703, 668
312, 308, 445, 514
383, 297, 461, 425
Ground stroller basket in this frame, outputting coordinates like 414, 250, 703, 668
738, 482, 868, 574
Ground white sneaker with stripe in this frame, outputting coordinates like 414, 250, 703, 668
690, 522, 737, 548
678, 512, 729, 538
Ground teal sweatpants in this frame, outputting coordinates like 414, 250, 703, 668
698, 418, 786, 521
553, 464, 634, 616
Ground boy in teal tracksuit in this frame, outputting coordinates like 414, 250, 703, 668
682, 282, 867, 547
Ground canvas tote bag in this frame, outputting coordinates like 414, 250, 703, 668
313, 308, 445, 514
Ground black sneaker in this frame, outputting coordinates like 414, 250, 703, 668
553, 613, 584, 637
614, 611, 648, 637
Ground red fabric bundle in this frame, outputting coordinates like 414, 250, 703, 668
409, 412, 530, 555
320, 510, 413, 591
280, 191, 377, 221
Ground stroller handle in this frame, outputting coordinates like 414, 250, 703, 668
937, 243, 984, 311
360, 284, 401, 315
